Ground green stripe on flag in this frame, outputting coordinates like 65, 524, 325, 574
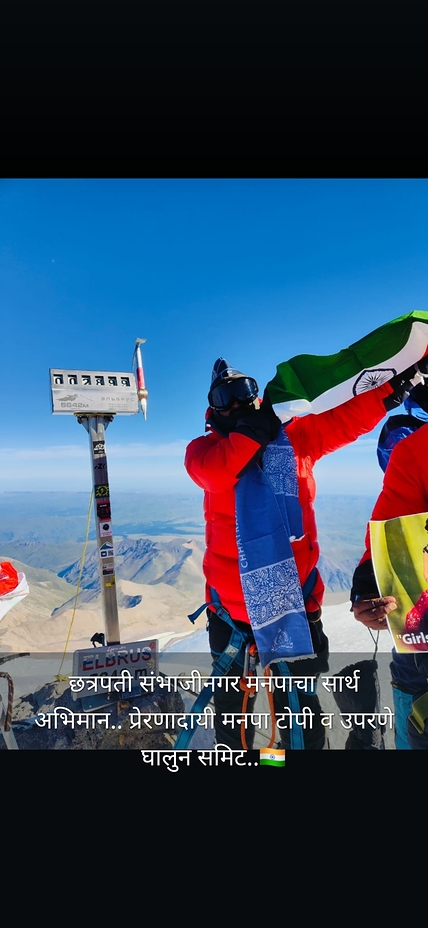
266, 310, 428, 405
259, 757, 286, 767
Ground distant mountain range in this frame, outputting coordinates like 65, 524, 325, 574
0, 489, 376, 552
0, 539, 208, 653
0, 491, 377, 653
53, 536, 206, 614
0, 491, 205, 543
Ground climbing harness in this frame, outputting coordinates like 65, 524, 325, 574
238, 645, 277, 750
173, 588, 255, 750
174, 571, 319, 751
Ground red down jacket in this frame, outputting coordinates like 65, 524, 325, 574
185, 384, 393, 626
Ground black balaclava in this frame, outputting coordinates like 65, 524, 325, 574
208, 357, 258, 435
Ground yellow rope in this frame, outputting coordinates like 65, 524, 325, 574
55, 490, 94, 680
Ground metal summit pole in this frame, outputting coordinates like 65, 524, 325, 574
49, 358, 159, 709
49, 366, 141, 648
77, 413, 119, 645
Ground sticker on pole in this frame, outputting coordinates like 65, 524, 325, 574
97, 501, 111, 520
99, 521, 112, 537
95, 485, 110, 498
100, 542, 114, 558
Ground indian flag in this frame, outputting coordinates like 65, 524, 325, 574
259, 747, 286, 767
266, 310, 428, 420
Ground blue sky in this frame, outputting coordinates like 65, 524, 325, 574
2, 177, 428, 496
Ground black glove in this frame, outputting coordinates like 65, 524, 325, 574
383, 355, 428, 411
232, 392, 282, 449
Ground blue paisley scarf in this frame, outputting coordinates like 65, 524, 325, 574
235, 427, 315, 669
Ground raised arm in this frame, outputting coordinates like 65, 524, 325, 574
286, 354, 428, 462
287, 381, 393, 463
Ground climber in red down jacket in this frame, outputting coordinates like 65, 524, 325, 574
184, 357, 423, 750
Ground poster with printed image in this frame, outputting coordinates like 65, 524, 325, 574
370, 511, 428, 653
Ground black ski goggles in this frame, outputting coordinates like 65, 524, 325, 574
208, 377, 259, 411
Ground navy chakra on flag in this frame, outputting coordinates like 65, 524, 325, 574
352, 368, 396, 395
